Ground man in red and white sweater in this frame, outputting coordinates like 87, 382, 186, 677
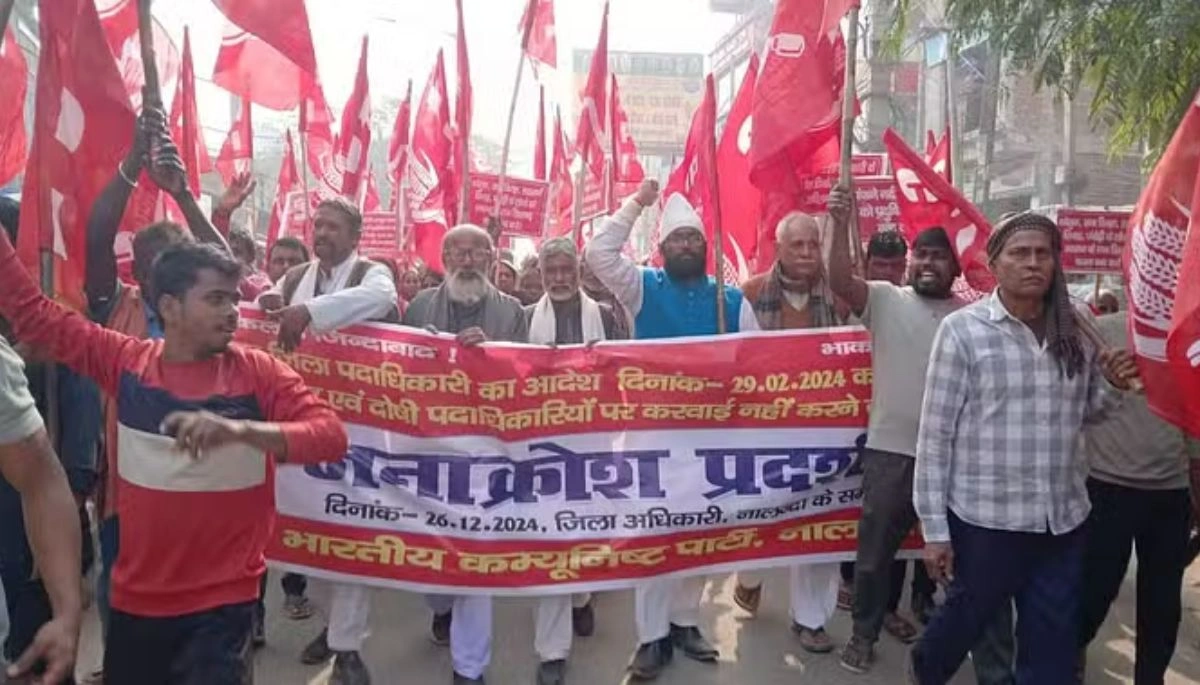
0, 230, 348, 684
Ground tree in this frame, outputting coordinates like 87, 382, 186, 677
889, 0, 1200, 164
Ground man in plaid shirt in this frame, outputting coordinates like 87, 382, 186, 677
909, 213, 1138, 684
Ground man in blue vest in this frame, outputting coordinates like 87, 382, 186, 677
585, 179, 758, 680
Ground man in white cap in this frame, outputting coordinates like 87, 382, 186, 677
584, 179, 758, 680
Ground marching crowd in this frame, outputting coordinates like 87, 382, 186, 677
0, 100, 1191, 685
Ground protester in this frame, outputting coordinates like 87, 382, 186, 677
228, 227, 273, 301
260, 197, 400, 353
0, 225, 348, 683
1091, 288, 1120, 315
585, 179, 757, 680
825, 186, 980, 676
735, 207, 846, 653
257, 198, 398, 680
580, 259, 631, 339
399, 266, 423, 304
910, 212, 1138, 684
520, 236, 623, 685
836, 230, 938, 632
863, 231, 909, 288
211, 172, 258, 237
0, 210, 98, 683
82, 109, 234, 684
1076, 309, 1198, 683
403, 224, 527, 685
266, 237, 311, 284
421, 266, 445, 290
517, 263, 545, 306
493, 257, 518, 297
526, 237, 624, 346
0, 330, 83, 685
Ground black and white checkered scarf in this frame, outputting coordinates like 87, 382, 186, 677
987, 212, 1086, 379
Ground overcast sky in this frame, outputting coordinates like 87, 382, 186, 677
150, 0, 737, 160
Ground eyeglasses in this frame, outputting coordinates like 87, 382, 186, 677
443, 247, 493, 262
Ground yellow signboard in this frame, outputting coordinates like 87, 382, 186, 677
572, 50, 705, 154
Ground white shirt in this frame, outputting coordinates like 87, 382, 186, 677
914, 292, 1117, 542
260, 252, 397, 332
583, 199, 760, 333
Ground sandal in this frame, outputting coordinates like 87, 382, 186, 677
837, 581, 853, 611
733, 582, 762, 615
883, 612, 919, 643
284, 594, 315, 620
839, 636, 875, 674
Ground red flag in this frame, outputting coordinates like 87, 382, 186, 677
215, 97, 253, 185
610, 75, 644, 184
660, 75, 717, 263
387, 79, 413, 210
883, 127, 994, 292
300, 76, 338, 193
575, 3, 608, 179
18, 0, 135, 310
212, 24, 308, 111
95, 0, 182, 247
362, 171, 383, 213
169, 28, 211, 197
210, 0, 317, 75
716, 53, 760, 278
924, 129, 937, 157
0, 27, 28, 187
749, 0, 856, 193
267, 130, 299, 252
335, 36, 372, 198
96, 0, 180, 113
1125, 90, 1200, 436
534, 86, 547, 181
925, 126, 952, 183
408, 50, 455, 273
519, 0, 557, 70
550, 107, 573, 236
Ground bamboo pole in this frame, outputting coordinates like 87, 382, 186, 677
571, 167, 586, 246
136, 0, 162, 110
838, 7, 862, 268
492, 2, 538, 224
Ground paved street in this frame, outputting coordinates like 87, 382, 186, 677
74, 562, 1200, 684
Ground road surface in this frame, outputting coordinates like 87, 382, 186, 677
74, 562, 1200, 684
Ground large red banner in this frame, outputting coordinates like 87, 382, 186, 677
235, 311, 913, 594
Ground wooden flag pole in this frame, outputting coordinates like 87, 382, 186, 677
136, 0, 162, 110
572, 167, 586, 245
838, 7, 862, 267
491, 54, 527, 224
297, 124, 314, 228
493, 2, 538, 224
704, 78, 727, 334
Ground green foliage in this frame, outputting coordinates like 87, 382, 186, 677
886, 0, 1200, 164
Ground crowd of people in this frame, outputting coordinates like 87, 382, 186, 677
0, 101, 1191, 685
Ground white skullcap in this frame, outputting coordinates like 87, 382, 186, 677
659, 193, 704, 242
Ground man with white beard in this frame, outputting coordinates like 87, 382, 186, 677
402, 223, 527, 685
585, 179, 758, 681
523, 236, 625, 685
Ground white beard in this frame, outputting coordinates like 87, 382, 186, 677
446, 270, 488, 305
